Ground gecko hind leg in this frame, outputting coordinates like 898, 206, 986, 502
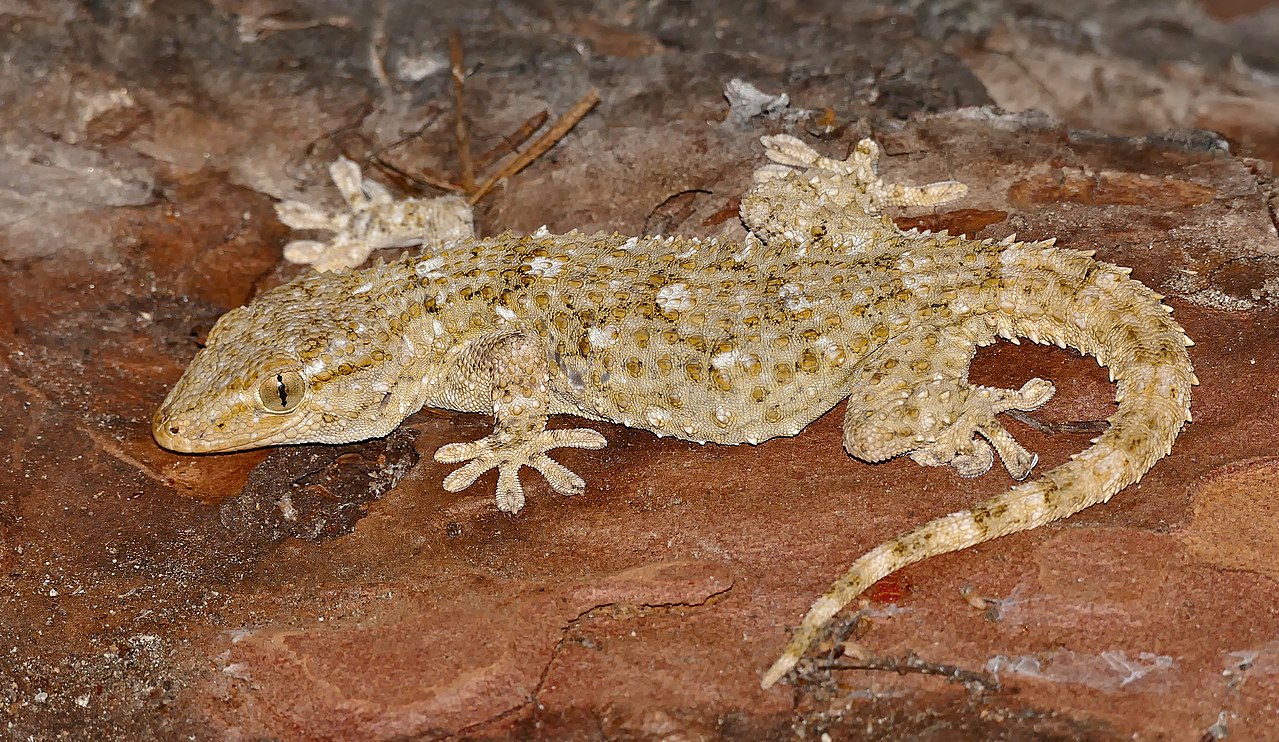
900, 379, 1054, 479
740, 135, 968, 252
755, 135, 967, 212
842, 324, 1055, 480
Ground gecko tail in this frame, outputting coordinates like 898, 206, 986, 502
761, 475, 1072, 688
761, 248, 1196, 690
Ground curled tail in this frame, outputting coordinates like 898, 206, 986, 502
761, 244, 1197, 689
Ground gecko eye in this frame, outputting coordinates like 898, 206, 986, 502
258, 369, 306, 413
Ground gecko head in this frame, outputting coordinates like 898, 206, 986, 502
153, 271, 420, 453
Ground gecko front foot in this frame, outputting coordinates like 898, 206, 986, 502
434, 427, 607, 513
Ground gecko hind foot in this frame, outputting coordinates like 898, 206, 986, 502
755, 134, 968, 211
906, 378, 1055, 480
434, 428, 607, 513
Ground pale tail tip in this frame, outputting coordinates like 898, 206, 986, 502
760, 654, 798, 690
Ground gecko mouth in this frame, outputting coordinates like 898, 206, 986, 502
151, 399, 313, 453
151, 407, 256, 453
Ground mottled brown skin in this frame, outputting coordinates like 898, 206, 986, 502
153, 135, 1195, 689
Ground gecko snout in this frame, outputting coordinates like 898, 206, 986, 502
151, 408, 202, 452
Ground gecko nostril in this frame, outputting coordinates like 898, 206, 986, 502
169, 426, 180, 435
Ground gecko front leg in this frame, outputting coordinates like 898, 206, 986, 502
433, 331, 607, 513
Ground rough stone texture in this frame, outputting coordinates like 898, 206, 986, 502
1, 1, 1277, 740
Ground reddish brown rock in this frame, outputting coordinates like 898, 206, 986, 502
2, 2, 1278, 740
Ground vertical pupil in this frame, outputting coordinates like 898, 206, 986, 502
276, 374, 288, 407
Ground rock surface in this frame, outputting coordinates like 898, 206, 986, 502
2, 1, 1278, 739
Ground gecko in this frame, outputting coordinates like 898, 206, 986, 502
152, 134, 1196, 689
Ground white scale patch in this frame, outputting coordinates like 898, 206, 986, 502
710, 348, 741, 371
414, 255, 447, 280
779, 282, 814, 311
526, 256, 564, 278
813, 336, 844, 362
587, 325, 619, 349
656, 283, 694, 312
